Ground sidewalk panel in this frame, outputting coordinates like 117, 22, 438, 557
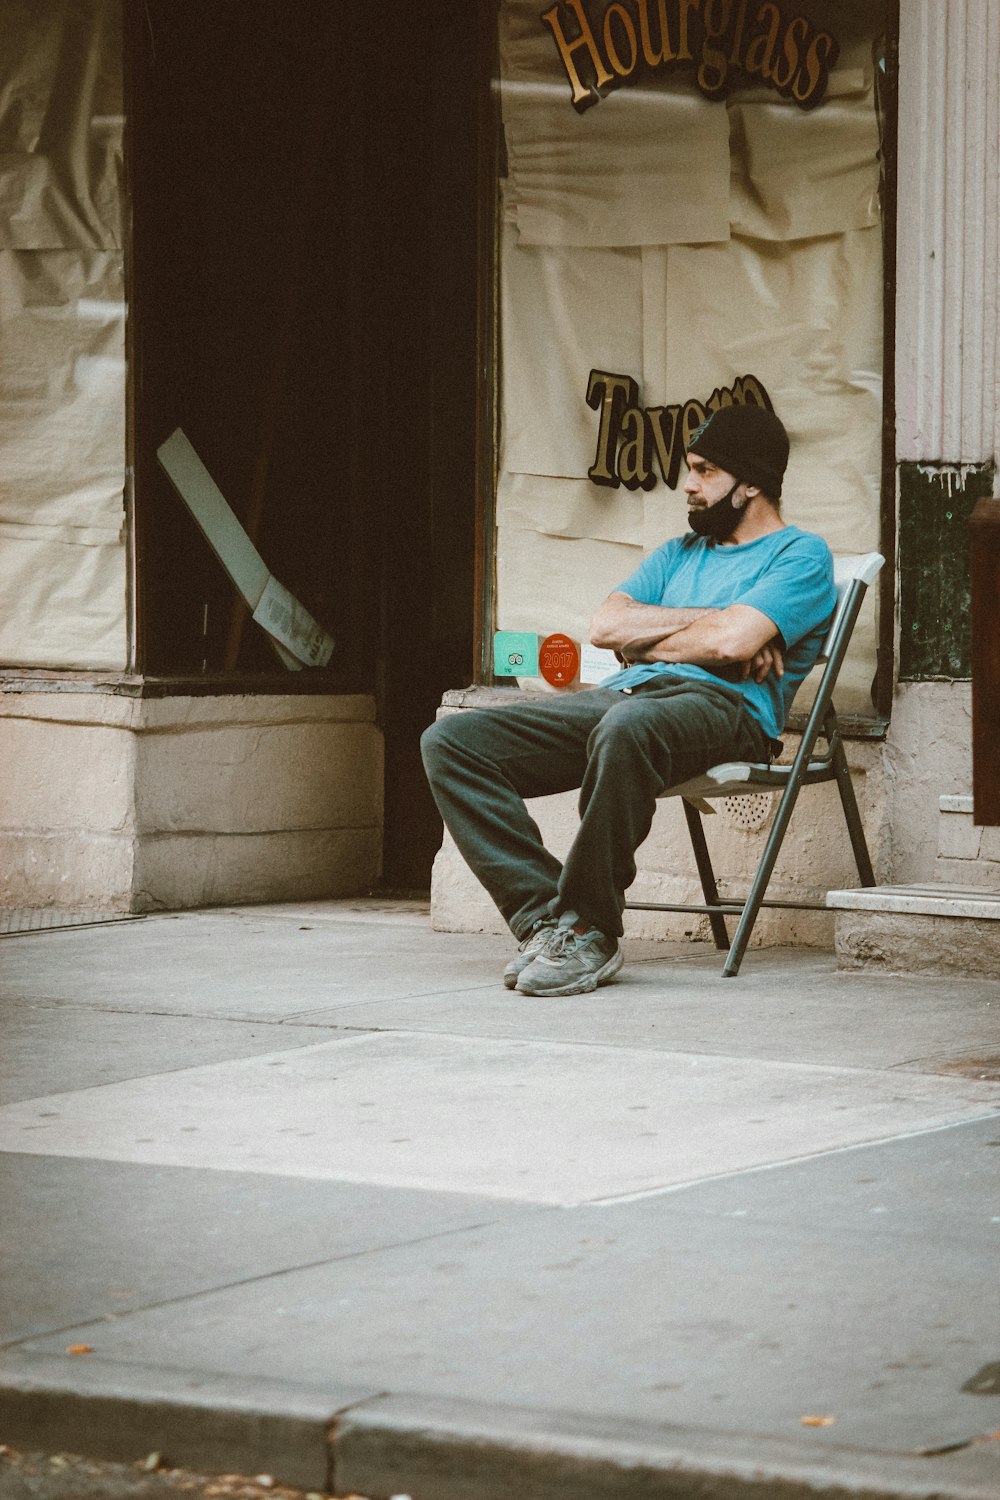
0, 1155, 527, 1344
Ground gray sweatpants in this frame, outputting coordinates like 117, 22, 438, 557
420, 678, 769, 941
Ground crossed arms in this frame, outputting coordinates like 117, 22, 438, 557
590, 593, 785, 684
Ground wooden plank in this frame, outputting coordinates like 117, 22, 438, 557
970, 496, 1000, 826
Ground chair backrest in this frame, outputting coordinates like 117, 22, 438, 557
816, 552, 884, 662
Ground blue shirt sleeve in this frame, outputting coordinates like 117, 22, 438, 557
736, 533, 835, 650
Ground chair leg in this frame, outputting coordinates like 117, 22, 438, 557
722, 724, 872, 978
682, 799, 729, 950
721, 780, 805, 978
829, 732, 876, 886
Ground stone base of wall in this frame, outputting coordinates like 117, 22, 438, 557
0, 687, 383, 913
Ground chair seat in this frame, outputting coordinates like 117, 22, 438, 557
663, 757, 836, 800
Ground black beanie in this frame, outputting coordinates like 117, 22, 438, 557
687, 404, 790, 500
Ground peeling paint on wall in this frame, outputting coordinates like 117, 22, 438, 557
898, 461, 996, 680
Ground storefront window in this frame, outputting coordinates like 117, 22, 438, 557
494, 0, 891, 718
0, 0, 126, 673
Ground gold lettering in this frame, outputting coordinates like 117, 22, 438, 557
634, 0, 674, 65
794, 29, 839, 106
733, 374, 773, 410
698, 0, 733, 97
728, 0, 749, 65
617, 407, 655, 490
675, 0, 703, 62
603, 1, 640, 76
706, 386, 734, 413
657, 0, 677, 59
588, 374, 776, 492
541, 0, 615, 110
646, 406, 684, 488
744, 1, 781, 79
541, 0, 839, 113
772, 13, 807, 91
587, 369, 637, 488
681, 399, 709, 453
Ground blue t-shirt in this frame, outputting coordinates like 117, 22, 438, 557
602, 527, 836, 742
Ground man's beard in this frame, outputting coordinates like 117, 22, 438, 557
688, 482, 744, 541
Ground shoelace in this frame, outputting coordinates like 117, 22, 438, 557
540, 926, 586, 959
518, 923, 555, 954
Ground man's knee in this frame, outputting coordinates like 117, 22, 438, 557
420, 716, 451, 773
588, 700, 652, 753
585, 700, 680, 788
421, 710, 482, 775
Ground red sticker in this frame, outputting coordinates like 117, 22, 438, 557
539, 632, 580, 688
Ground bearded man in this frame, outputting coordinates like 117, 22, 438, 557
421, 405, 835, 997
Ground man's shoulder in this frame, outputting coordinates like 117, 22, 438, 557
641, 532, 701, 569
763, 525, 834, 569
770, 523, 831, 551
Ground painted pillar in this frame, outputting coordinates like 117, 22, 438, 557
896, 0, 1000, 472
895, 0, 1000, 684
880, 0, 1000, 883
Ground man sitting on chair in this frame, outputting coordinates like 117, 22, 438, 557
421, 404, 836, 997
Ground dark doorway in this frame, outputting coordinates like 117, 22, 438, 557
128, 1, 482, 889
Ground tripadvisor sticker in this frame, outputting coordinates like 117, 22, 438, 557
493, 630, 539, 677
539, 633, 580, 687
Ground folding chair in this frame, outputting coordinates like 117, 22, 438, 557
625, 552, 884, 977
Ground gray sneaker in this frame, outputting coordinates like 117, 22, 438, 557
515, 922, 623, 997
503, 920, 558, 990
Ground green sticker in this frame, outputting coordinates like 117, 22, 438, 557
493, 631, 539, 677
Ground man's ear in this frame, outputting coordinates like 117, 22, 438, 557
743, 483, 761, 501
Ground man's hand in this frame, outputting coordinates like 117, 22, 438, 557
742, 641, 784, 683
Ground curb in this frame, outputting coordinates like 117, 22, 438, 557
334, 1395, 1000, 1500
0, 1354, 370, 1494
2, 1356, 999, 1500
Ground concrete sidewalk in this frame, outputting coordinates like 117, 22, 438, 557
1, 898, 999, 1499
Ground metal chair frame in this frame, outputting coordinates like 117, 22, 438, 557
625, 552, 885, 977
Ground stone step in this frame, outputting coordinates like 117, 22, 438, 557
827, 883, 1000, 977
